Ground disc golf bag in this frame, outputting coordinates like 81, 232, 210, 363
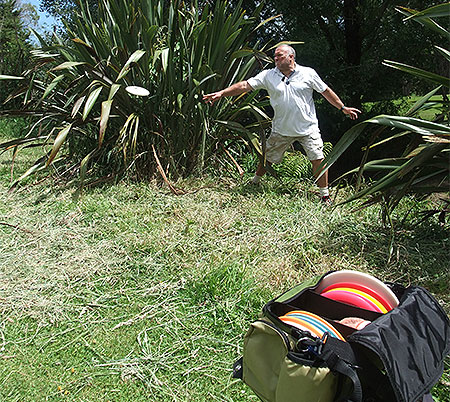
233, 271, 450, 402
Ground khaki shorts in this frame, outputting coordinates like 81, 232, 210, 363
265, 131, 324, 163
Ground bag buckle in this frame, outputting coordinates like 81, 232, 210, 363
296, 336, 316, 353
296, 332, 328, 358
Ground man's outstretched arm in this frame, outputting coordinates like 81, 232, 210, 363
203, 81, 253, 105
321, 87, 361, 120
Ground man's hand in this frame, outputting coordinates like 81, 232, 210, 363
342, 106, 361, 120
320, 88, 362, 120
203, 81, 252, 105
203, 90, 223, 105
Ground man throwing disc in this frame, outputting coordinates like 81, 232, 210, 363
203, 44, 361, 204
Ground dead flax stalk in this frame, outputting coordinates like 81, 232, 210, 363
221, 145, 244, 177
0, 222, 34, 235
152, 145, 185, 195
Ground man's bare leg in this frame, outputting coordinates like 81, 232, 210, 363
311, 159, 329, 198
251, 160, 271, 184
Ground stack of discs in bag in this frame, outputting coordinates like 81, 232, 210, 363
279, 310, 346, 341
316, 270, 399, 313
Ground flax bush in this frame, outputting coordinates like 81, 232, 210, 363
0, 0, 273, 189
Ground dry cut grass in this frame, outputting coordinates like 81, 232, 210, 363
0, 131, 448, 401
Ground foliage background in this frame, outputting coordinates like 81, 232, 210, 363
1, 0, 448, 184
1, 0, 276, 190
34, 0, 447, 130
0, 0, 37, 106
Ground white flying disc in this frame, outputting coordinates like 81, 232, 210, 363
316, 270, 399, 309
125, 86, 150, 97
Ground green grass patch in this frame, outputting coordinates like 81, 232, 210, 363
0, 118, 31, 140
0, 128, 449, 401
363, 95, 444, 121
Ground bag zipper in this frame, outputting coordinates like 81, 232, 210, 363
262, 271, 334, 323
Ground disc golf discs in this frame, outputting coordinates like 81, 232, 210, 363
321, 282, 393, 311
285, 310, 346, 341
322, 287, 388, 313
279, 316, 324, 339
321, 289, 383, 312
339, 317, 371, 330
316, 270, 399, 309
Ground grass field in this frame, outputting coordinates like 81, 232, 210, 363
0, 120, 449, 401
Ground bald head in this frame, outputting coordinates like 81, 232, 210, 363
276, 44, 296, 59
274, 45, 296, 73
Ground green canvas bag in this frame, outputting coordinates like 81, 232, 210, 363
242, 318, 339, 402
233, 271, 450, 402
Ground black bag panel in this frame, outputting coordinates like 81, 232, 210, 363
384, 282, 407, 301
349, 286, 450, 402
265, 290, 383, 339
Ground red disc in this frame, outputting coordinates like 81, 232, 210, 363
322, 289, 383, 313
321, 281, 393, 311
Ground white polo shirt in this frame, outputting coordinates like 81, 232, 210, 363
247, 64, 328, 137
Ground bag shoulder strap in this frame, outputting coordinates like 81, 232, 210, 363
319, 337, 362, 402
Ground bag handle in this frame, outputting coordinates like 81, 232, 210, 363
319, 338, 363, 402
320, 348, 362, 402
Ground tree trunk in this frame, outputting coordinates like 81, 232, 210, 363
343, 0, 362, 107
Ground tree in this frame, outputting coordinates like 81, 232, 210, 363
40, 0, 98, 31
0, 0, 36, 106
269, 0, 440, 106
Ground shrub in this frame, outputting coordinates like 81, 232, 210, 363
0, 0, 273, 189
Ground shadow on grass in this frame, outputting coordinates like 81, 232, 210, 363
231, 177, 319, 200
321, 215, 449, 302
